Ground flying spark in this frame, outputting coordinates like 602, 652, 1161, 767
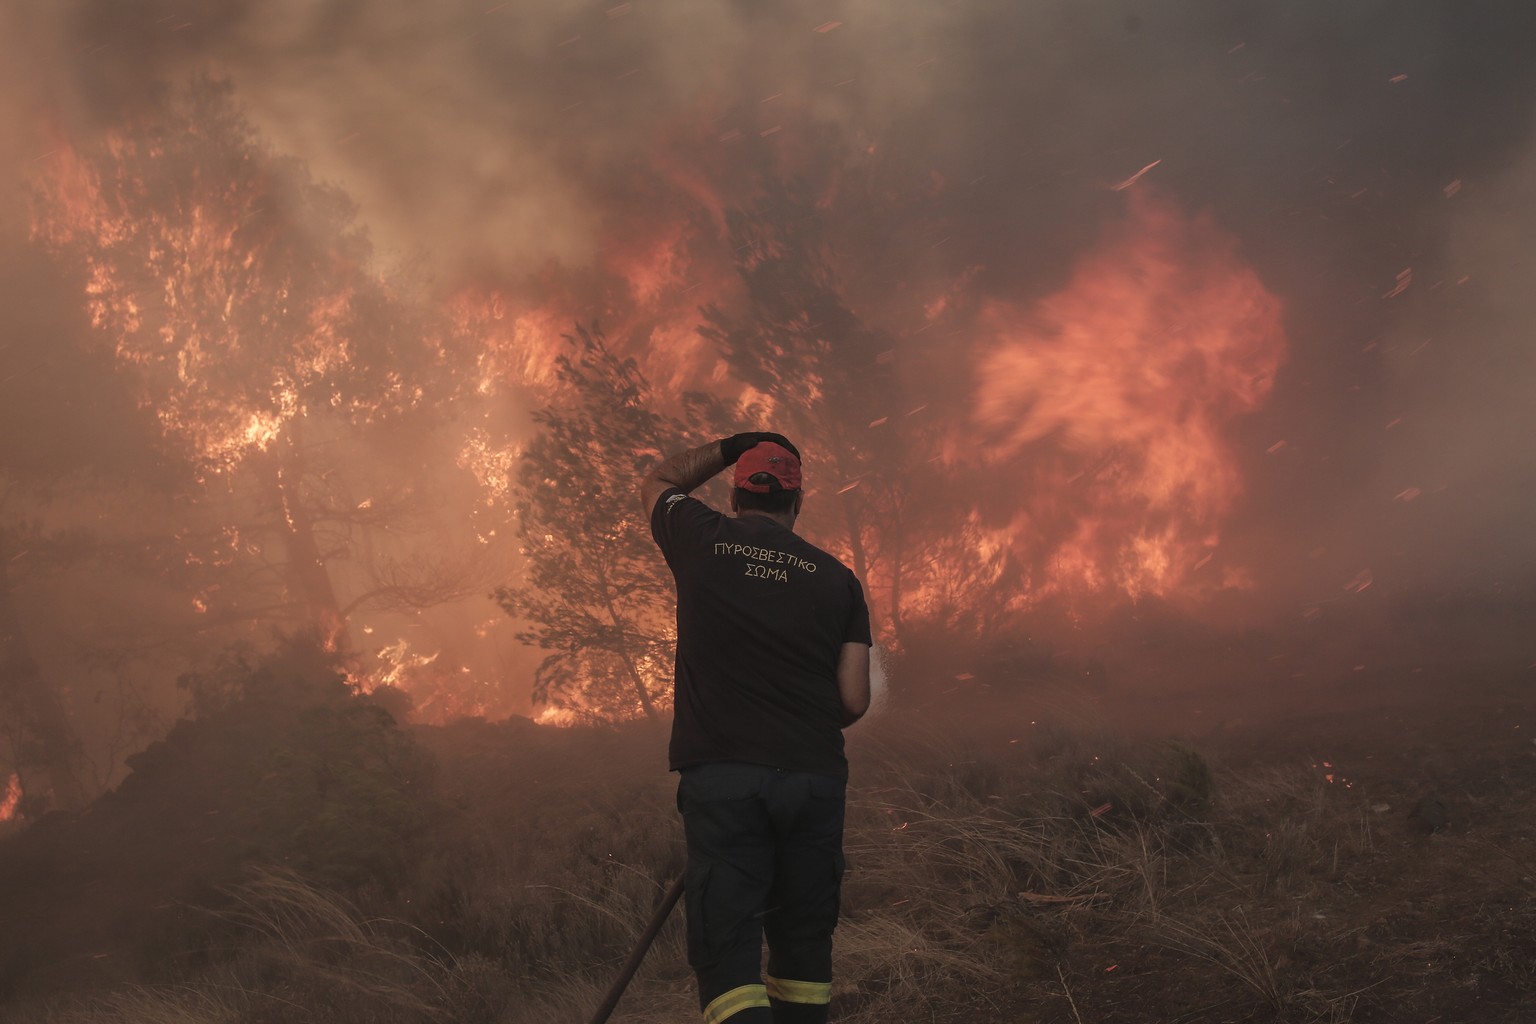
1111, 159, 1162, 191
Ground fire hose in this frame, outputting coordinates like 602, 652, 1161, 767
587, 873, 686, 1024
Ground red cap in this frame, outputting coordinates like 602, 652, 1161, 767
733, 441, 802, 493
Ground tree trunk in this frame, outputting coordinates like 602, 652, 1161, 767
602, 593, 659, 721
819, 418, 875, 627
0, 531, 87, 811
838, 488, 871, 600
259, 438, 346, 651
889, 506, 905, 644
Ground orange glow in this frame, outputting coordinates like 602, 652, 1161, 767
354, 639, 490, 722
30, 129, 422, 478
0, 774, 21, 823
458, 428, 520, 512
451, 293, 571, 394
27, 95, 1293, 720
449, 154, 740, 406
535, 706, 579, 727
454, 264, 731, 402
969, 194, 1286, 603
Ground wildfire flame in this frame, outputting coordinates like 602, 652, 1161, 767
450, 174, 737, 404
535, 706, 580, 727
368, 638, 440, 691
458, 428, 520, 511
32, 93, 444, 481
24, 78, 1294, 724
971, 195, 1286, 602
0, 774, 21, 823
355, 638, 494, 722
34, 143, 321, 475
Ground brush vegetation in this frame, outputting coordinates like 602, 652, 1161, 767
1, 640, 1532, 1023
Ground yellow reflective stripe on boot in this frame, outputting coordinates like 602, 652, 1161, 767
703, 984, 770, 1024
764, 975, 832, 1005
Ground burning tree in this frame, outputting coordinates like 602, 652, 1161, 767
694, 183, 1288, 654
967, 195, 1287, 606
495, 324, 738, 722
700, 182, 918, 640
30, 77, 482, 667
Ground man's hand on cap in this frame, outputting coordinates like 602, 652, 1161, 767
720, 432, 800, 465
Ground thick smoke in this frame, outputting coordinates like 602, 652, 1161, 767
1354, 135, 1536, 591
5, 1, 1536, 635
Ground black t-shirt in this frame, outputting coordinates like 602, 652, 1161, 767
650, 488, 872, 777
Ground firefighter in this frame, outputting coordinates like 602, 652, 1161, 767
642, 432, 872, 1024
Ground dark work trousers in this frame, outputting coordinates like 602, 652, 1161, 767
677, 762, 846, 1024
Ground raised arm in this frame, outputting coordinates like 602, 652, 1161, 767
640, 440, 726, 520
639, 432, 800, 518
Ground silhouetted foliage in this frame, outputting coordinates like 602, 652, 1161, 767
700, 183, 932, 642
0, 634, 435, 994
158, 635, 436, 885
495, 323, 740, 722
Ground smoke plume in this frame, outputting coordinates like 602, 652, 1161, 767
3, 0, 1534, 719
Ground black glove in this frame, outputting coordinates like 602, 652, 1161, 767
720, 431, 800, 465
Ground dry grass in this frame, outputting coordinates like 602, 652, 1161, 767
218, 868, 453, 1020
7, 698, 1536, 1024
48, 988, 246, 1024
1153, 907, 1290, 1009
